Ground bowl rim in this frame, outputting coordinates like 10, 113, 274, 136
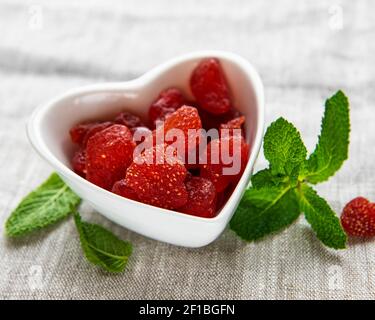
26, 50, 265, 224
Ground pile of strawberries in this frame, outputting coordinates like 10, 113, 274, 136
69, 58, 249, 218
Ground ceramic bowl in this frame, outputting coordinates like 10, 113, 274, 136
27, 50, 264, 247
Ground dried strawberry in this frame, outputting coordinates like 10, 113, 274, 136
112, 179, 139, 201
82, 121, 114, 147
341, 197, 375, 237
69, 121, 114, 146
201, 135, 249, 192
220, 116, 246, 138
190, 58, 231, 115
151, 105, 202, 162
215, 191, 226, 211
149, 88, 186, 128
179, 176, 216, 218
162, 105, 202, 134
163, 105, 202, 151
124, 144, 188, 210
70, 122, 98, 145
220, 116, 245, 130
216, 184, 236, 211
198, 106, 242, 131
115, 111, 144, 129
131, 126, 152, 145
86, 125, 135, 190
185, 170, 194, 181
72, 149, 86, 177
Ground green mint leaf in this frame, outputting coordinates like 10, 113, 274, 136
251, 168, 284, 188
298, 184, 347, 249
263, 117, 307, 177
5, 173, 81, 237
230, 184, 300, 241
306, 90, 350, 184
74, 212, 133, 273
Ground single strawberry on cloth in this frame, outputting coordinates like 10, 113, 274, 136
341, 197, 375, 237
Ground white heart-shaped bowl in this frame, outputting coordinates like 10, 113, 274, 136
27, 50, 264, 247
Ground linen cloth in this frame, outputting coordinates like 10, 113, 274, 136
0, 0, 374, 300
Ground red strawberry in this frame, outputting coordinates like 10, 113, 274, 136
216, 184, 236, 211
131, 126, 152, 145
114, 111, 144, 129
220, 116, 245, 136
148, 88, 186, 128
69, 122, 97, 145
201, 135, 249, 192
71, 149, 86, 177
179, 176, 216, 218
198, 106, 242, 131
70, 121, 114, 146
112, 179, 139, 201
190, 58, 231, 115
220, 116, 245, 129
341, 197, 375, 237
162, 105, 202, 133
152, 105, 202, 162
86, 125, 135, 190
215, 191, 227, 211
124, 144, 188, 210
81, 121, 114, 147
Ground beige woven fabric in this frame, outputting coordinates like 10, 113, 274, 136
1, 0, 375, 300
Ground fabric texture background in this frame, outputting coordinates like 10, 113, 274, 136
0, 0, 374, 300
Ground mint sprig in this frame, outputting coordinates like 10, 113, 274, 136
230, 90, 350, 249
5, 173, 133, 273
74, 212, 133, 273
5, 173, 81, 237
